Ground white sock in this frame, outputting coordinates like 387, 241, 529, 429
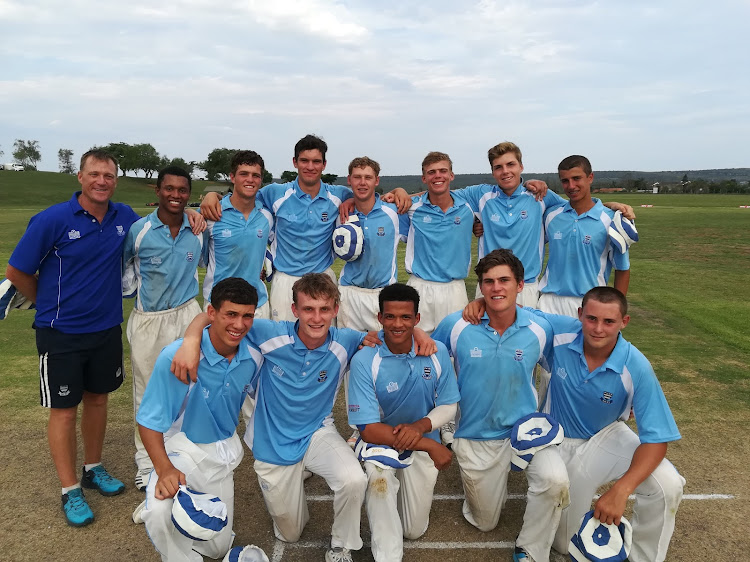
62, 483, 81, 495
84, 462, 102, 472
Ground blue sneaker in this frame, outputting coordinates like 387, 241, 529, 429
62, 488, 94, 527
513, 546, 534, 562
81, 465, 125, 496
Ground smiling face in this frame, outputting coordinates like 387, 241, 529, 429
207, 300, 256, 357
293, 149, 326, 190
578, 298, 629, 355
378, 300, 420, 354
230, 163, 263, 201
156, 174, 190, 218
292, 291, 338, 349
479, 264, 523, 316
421, 159, 454, 198
77, 156, 117, 210
559, 166, 594, 206
491, 152, 524, 194
347, 165, 379, 206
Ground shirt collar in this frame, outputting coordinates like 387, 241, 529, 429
493, 179, 525, 198
221, 193, 265, 213
200, 326, 251, 366
147, 209, 191, 231
376, 331, 417, 358
69, 191, 114, 216
479, 305, 531, 331
293, 178, 327, 201
291, 322, 333, 352
563, 197, 604, 218
569, 331, 628, 377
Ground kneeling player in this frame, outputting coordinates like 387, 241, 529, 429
433, 250, 569, 562
535, 287, 684, 562
137, 278, 262, 561
348, 284, 459, 562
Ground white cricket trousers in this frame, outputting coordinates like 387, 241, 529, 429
537, 293, 582, 318
141, 432, 244, 562
453, 437, 569, 562
128, 299, 202, 472
406, 275, 468, 334
269, 269, 337, 322
253, 424, 366, 551
553, 421, 685, 562
365, 450, 438, 562
476, 280, 540, 309
338, 284, 382, 332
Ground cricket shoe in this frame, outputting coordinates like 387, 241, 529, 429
325, 546, 352, 562
81, 464, 126, 496
62, 488, 94, 527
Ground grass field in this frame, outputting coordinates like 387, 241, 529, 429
0, 171, 748, 560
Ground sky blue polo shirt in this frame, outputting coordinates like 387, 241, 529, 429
399, 192, 475, 282
338, 199, 401, 289
137, 327, 263, 444
256, 180, 352, 276
532, 310, 681, 443
347, 336, 459, 442
122, 210, 203, 312
8, 192, 140, 333
432, 307, 553, 440
459, 182, 565, 283
203, 194, 273, 307
539, 200, 630, 297
244, 319, 365, 465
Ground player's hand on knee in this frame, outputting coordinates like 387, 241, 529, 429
593, 485, 628, 526
154, 467, 186, 500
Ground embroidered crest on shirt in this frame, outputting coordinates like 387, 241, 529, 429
256, 229, 264, 238
377, 227, 385, 237
556, 367, 568, 379
423, 216, 432, 223
272, 365, 284, 377
514, 349, 524, 362
317, 370, 328, 382
386, 381, 399, 393
422, 366, 432, 380
186, 252, 195, 262
202, 387, 210, 399
470, 346, 482, 358
68, 230, 81, 240
520, 210, 528, 220
554, 231, 563, 240
321, 212, 329, 222
600, 391, 613, 404
116, 225, 125, 236
150, 256, 162, 265
454, 217, 461, 225
222, 229, 232, 237
583, 235, 592, 245
490, 214, 500, 223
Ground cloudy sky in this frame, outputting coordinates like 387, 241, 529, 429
1, 0, 748, 177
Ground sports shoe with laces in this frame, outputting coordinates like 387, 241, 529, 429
62, 488, 94, 527
325, 546, 353, 562
513, 546, 535, 562
81, 464, 126, 496
440, 421, 456, 448
134, 467, 153, 491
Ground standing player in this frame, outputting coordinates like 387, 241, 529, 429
137, 277, 263, 561
122, 165, 204, 491
5, 150, 138, 526
202, 150, 274, 319
535, 287, 684, 562
538, 155, 631, 317
433, 249, 568, 562
348, 283, 459, 562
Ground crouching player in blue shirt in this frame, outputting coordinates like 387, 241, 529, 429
137, 278, 263, 561
348, 283, 459, 562
535, 287, 684, 562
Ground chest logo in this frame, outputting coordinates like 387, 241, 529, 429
202, 387, 210, 399
272, 365, 284, 377
556, 367, 568, 380
116, 225, 125, 236
470, 346, 482, 358
257, 229, 264, 238
377, 226, 385, 237
387, 381, 399, 393
321, 212, 329, 222
520, 210, 528, 220
423, 216, 433, 224
600, 391, 613, 404
222, 229, 232, 237
150, 256, 162, 265
453, 217, 461, 225
186, 252, 195, 262
68, 230, 81, 240
422, 366, 432, 380
514, 349, 524, 362
490, 214, 500, 223
317, 370, 328, 383
554, 231, 563, 240
583, 234, 592, 245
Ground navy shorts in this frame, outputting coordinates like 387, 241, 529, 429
36, 325, 124, 408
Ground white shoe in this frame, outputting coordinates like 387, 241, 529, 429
132, 499, 146, 524
440, 421, 456, 448
325, 546, 352, 562
134, 467, 153, 491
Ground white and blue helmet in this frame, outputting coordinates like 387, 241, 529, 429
510, 412, 564, 471
569, 510, 632, 562
355, 438, 414, 470
333, 215, 364, 262
171, 485, 228, 541
608, 211, 639, 254
0, 278, 35, 320
223, 545, 270, 562
262, 247, 275, 282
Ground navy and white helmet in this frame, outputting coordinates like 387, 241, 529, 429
608, 211, 639, 254
171, 485, 228, 541
510, 412, 564, 471
355, 438, 414, 470
223, 545, 270, 562
569, 510, 632, 562
333, 215, 364, 262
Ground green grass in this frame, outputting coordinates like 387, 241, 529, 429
1, 175, 749, 421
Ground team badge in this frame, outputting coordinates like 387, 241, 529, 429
470, 346, 482, 358
454, 217, 461, 225
272, 365, 284, 377
317, 370, 328, 382
68, 230, 81, 240
116, 225, 125, 236
387, 381, 399, 393
514, 349, 524, 362
222, 229, 232, 237
256, 229, 264, 238
490, 214, 500, 223
377, 227, 385, 237
600, 391, 613, 404
202, 387, 210, 399
186, 252, 195, 262
150, 256, 162, 265
422, 366, 432, 380
423, 216, 432, 224
520, 210, 528, 220
583, 235, 592, 245
59, 385, 70, 397
556, 367, 568, 379
321, 212, 329, 222
554, 231, 563, 240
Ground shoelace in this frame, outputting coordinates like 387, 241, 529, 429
66, 490, 87, 510
90, 466, 116, 484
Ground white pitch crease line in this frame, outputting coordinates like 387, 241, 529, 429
271, 541, 286, 562
306, 492, 734, 502
275, 539, 517, 550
